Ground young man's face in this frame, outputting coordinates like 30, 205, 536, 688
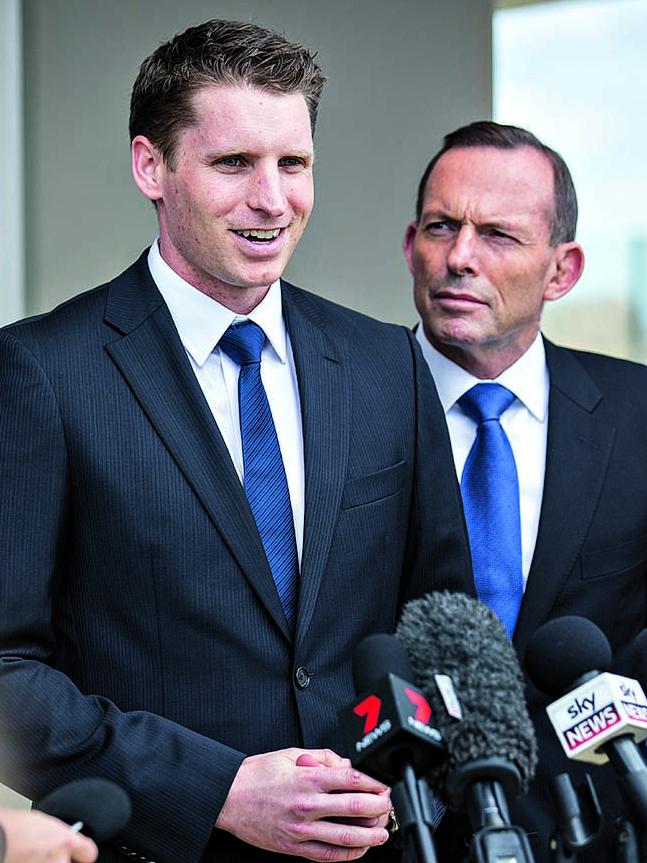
136, 83, 314, 312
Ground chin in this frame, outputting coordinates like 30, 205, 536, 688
238, 265, 286, 288
433, 327, 483, 349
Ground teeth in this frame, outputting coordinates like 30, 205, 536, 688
237, 228, 281, 240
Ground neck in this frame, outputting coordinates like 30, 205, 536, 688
193, 283, 271, 315
430, 337, 537, 381
156, 237, 272, 314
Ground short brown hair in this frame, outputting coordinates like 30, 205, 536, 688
129, 19, 326, 169
415, 121, 578, 245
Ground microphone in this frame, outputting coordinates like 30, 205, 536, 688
547, 772, 602, 862
630, 630, 647, 686
34, 778, 132, 842
339, 632, 445, 785
339, 632, 445, 863
613, 628, 647, 689
525, 616, 647, 828
397, 591, 537, 863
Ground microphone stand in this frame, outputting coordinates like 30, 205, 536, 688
391, 765, 438, 863
615, 819, 642, 863
606, 735, 647, 831
548, 773, 603, 863
443, 758, 535, 863
467, 780, 536, 863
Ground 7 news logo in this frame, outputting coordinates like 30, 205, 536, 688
354, 688, 431, 733
352, 688, 438, 752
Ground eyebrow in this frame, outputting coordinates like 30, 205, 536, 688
202, 148, 315, 162
421, 209, 530, 234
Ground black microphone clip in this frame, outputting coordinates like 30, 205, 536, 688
445, 758, 535, 863
614, 819, 642, 863
548, 773, 603, 862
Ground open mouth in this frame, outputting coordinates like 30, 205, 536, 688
232, 228, 283, 243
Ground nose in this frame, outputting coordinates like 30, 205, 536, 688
446, 226, 479, 276
247, 164, 288, 218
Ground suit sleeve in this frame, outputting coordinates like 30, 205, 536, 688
399, 328, 474, 605
0, 331, 244, 863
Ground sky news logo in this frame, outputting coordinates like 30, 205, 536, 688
562, 702, 621, 750
623, 701, 647, 724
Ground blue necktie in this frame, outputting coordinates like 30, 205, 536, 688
219, 321, 299, 630
459, 383, 523, 638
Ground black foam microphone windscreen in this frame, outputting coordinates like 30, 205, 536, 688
35, 778, 132, 842
630, 630, 647, 688
352, 632, 416, 693
397, 591, 537, 803
525, 616, 612, 695
613, 629, 647, 690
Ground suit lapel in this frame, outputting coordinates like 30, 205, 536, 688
514, 339, 616, 655
282, 284, 351, 646
103, 255, 292, 640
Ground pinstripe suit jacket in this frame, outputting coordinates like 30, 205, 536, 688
0, 252, 471, 863
510, 342, 647, 862
432, 340, 647, 863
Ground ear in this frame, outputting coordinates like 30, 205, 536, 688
131, 135, 165, 203
402, 221, 419, 275
544, 242, 585, 302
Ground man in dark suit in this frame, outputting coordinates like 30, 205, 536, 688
0, 19, 471, 863
403, 120, 647, 861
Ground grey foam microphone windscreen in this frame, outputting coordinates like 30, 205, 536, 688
397, 591, 537, 800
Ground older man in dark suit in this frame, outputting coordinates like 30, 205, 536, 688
404, 120, 647, 861
0, 19, 471, 863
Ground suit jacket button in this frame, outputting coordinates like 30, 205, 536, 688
295, 666, 311, 689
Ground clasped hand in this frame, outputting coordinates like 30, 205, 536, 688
215, 747, 391, 860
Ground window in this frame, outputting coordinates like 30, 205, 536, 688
494, 0, 647, 361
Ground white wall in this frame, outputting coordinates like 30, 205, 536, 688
22, 0, 493, 323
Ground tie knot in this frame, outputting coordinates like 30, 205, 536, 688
459, 383, 516, 424
219, 320, 266, 366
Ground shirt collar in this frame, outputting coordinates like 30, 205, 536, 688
148, 240, 288, 368
415, 324, 548, 422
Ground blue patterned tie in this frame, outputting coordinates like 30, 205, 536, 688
219, 321, 299, 630
459, 383, 523, 638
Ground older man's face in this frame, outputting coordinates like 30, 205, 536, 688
404, 145, 574, 376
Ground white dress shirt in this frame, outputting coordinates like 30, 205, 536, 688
148, 241, 305, 563
416, 326, 549, 585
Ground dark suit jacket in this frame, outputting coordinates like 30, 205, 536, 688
0, 253, 471, 863
434, 338, 647, 862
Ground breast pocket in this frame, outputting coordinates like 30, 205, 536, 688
579, 532, 647, 580
341, 460, 407, 510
